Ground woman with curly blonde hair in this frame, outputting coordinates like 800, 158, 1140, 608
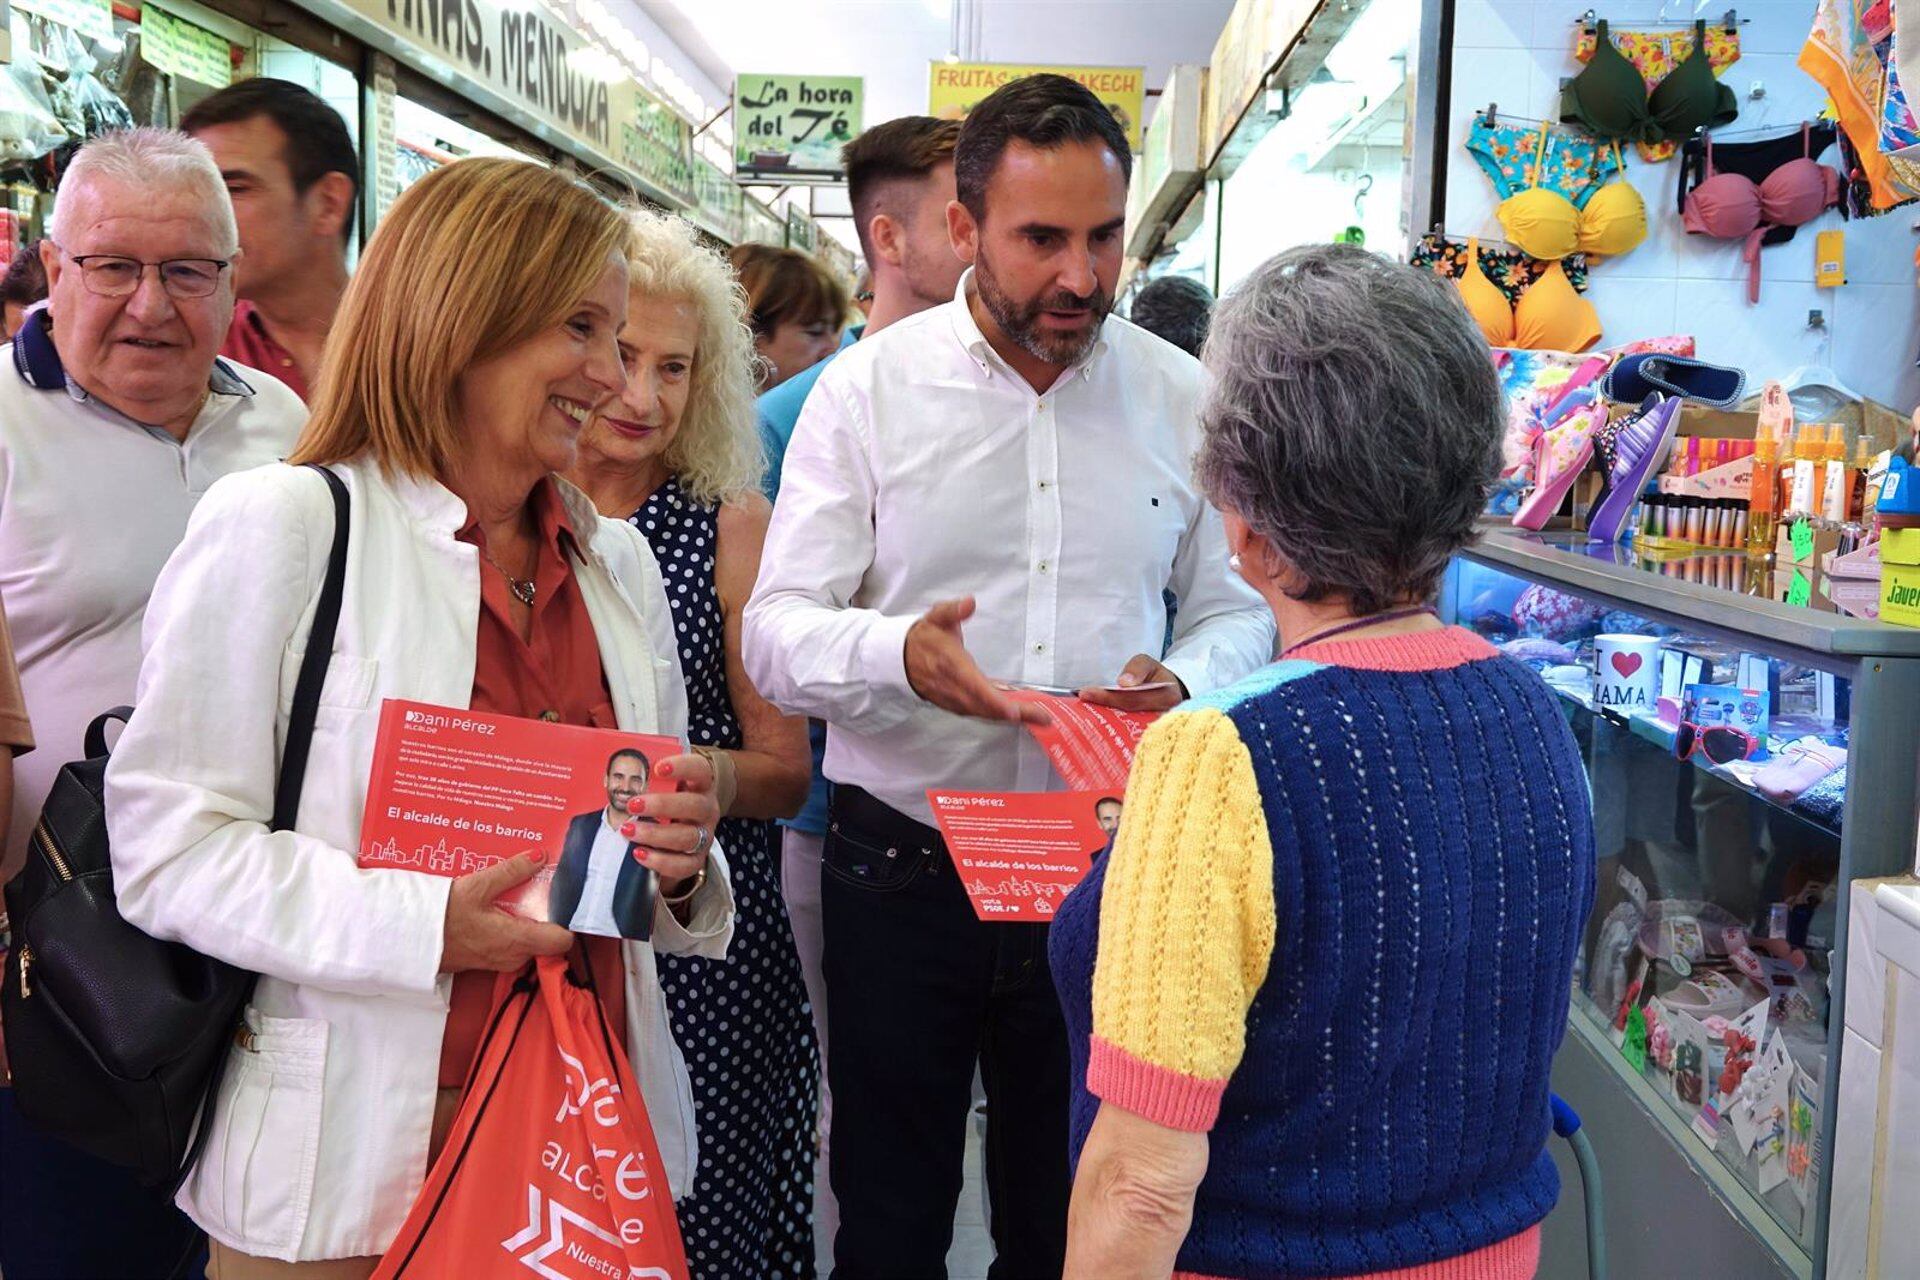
567, 207, 817, 1278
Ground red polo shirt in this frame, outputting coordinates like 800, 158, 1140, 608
438, 479, 628, 1088
220, 301, 310, 402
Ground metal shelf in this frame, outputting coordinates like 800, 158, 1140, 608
1461, 528, 1920, 662
1445, 541, 1920, 1279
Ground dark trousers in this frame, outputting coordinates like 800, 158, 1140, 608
0, 1086, 205, 1278
822, 785, 1070, 1280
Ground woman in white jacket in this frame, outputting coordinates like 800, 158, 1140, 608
103, 157, 735, 1276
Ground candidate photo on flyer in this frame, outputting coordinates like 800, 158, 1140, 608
548, 746, 659, 940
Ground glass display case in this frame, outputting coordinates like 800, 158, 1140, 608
1443, 528, 1920, 1280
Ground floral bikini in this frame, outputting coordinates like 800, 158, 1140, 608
1466, 115, 1624, 206
1409, 232, 1590, 304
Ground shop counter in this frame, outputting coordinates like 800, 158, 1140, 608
1443, 528, 1920, 1280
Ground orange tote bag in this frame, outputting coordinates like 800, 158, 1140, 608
374, 956, 689, 1280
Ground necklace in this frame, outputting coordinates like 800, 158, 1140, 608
477, 544, 537, 606
1280, 605, 1436, 658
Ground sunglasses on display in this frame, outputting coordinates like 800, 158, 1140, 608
1675, 721, 1760, 766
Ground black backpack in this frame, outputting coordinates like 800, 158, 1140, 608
1, 464, 349, 1190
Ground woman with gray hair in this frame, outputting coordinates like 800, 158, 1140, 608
1050, 244, 1595, 1280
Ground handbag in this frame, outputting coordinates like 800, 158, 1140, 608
1, 463, 350, 1190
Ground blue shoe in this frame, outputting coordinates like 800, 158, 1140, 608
1587, 395, 1681, 543
1603, 353, 1747, 409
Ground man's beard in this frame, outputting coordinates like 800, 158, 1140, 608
974, 250, 1110, 367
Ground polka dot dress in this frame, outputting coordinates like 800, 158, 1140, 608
631, 476, 821, 1279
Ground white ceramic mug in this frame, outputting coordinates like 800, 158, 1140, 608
1594, 634, 1661, 714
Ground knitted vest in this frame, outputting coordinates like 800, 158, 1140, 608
1051, 629, 1595, 1278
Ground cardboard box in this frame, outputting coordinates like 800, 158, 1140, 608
1679, 405, 1762, 441
1882, 528, 1920, 628
1775, 518, 1844, 572
1882, 527, 1920, 566
1883, 562, 1920, 627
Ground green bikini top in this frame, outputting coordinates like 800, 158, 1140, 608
1560, 19, 1737, 146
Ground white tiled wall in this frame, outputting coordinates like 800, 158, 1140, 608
1444, 0, 1920, 408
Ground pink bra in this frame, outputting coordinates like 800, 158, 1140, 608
1682, 125, 1839, 303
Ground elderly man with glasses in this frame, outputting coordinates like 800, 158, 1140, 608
0, 127, 304, 1280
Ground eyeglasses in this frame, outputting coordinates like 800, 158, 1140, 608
1675, 721, 1760, 766
59, 250, 231, 299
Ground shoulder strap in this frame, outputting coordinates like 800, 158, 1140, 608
271, 464, 350, 833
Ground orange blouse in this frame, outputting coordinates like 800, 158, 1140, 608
438, 479, 628, 1089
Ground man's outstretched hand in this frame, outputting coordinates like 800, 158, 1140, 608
905, 597, 1052, 726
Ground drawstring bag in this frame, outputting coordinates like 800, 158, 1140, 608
374, 955, 689, 1280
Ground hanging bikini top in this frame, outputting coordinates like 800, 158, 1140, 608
1561, 19, 1738, 146
1456, 238, 1602, 353
1683, 124, 1840, 302
1496, 127, 1648, 261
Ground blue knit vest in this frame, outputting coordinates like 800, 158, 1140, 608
1052, 641, 1595, 1278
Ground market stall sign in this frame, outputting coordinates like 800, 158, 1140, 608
14, 0, 109, 43
692, 157, 743, 242
930, 63, 1144, 151
741, 199, 785, 247
733, 73, 862, 181
141, 4, 232, 87
336, 0, 614, 159
1126, 61, 1203, 259
816, 231, 855, 284
618, 85, 695, 208
784, 205, 817, 253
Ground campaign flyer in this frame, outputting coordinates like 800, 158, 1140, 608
358, 699, 681, 940
927, 790, 1119, 923
998, 687, 1159, 791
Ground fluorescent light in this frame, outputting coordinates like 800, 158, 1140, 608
566, 45, 626, 82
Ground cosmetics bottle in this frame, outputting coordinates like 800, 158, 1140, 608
1821, 424, 1852, 523
1850, 433, 1874, 524
1789, 427, 1820, 517
1748, 430, 1780, 553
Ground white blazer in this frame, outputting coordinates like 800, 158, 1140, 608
104, 459, 735, 1262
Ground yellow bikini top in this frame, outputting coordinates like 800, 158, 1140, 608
1495, 129, 1647, 261
1456, 238, 1602, 353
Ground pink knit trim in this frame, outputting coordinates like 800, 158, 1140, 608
1088, 1036, 1225, 1132
1172, 1225, 1540, 1280
1290, 627, 1497, 672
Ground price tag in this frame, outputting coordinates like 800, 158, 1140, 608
1787, 570, 1812, 608
1622, 1005, 1649, 1073
1789, 519, 1815, 563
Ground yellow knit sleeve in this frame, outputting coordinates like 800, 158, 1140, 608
1087, 705, 1276, 1131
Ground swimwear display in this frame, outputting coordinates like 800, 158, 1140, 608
1467, 114, 1624, 205
1563, 19, 1740, 158
1680, 124, 1843, 301
1410, 233, 1590, 301
1571, 21, 1743, 161
1452, 237, 1603, 353
1491, 125, 1647, 260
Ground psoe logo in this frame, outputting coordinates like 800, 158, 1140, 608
502, 1185, 674, 1280
555, 1046, 624, 1128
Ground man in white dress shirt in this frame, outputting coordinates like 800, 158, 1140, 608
745, 75, 1272, 1277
